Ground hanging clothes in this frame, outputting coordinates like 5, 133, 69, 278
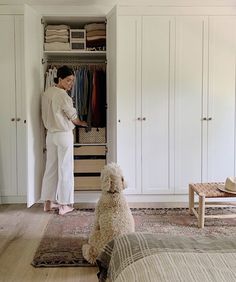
91, 69, 106, 127
44, 67, 57, 90
71, 65, 106, 129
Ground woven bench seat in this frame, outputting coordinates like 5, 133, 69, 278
190, 182, 236, 198
189, 182, 236, 228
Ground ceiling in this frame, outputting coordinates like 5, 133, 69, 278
0, 0, 117, 5
1, 0, 236, 6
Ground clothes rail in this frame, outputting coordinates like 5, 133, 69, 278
46, 63, 106, 71
46, 59, 106, 64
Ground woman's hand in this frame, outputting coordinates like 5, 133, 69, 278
72, 118, 88, 127
79, 120, 88, 127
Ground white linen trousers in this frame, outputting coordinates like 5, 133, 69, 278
41, 131, 74, 205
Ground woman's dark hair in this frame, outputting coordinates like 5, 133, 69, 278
54, 65, 74, 84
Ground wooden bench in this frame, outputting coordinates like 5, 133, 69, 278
189, 182, 236, 228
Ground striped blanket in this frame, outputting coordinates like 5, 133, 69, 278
97, 233, 236, 282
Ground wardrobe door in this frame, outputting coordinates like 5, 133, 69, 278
0, 15, 17, 197
117, 16, 142, 194
142, 16, 174, 194
15, 15, 27, 197
207, 16, 236, 182
174, 16, 206, 193
24, 5, 45, 207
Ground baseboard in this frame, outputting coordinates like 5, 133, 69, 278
0, 195, 27, 204
74, 192, 190, 204
3, 192, 234, 208
128, 202, 189, 208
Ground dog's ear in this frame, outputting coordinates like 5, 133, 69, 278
102, 175, 112, 192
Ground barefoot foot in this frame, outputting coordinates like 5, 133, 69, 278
44, 201, 59, 212
58, 205, 74, 215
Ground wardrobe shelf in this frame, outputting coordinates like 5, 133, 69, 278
44, 50, 106, 56
74, 143, 107, 146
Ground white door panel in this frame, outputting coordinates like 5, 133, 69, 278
15, 15, 27, 197
142, 16, 174, 194
24, 4, 44, 206
174, 16, 206, 193
0, 16, 17, 197
208, 16, 236, 182
117, 16, 142, 194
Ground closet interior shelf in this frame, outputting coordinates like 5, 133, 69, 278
44, 50, 106, 56
44, 56, 106, 65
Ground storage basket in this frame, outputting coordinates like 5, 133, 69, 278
78, 127, 106, 144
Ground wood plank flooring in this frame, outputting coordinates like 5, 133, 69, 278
0, 204, 98, 282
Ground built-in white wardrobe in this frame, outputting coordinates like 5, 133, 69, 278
1, 3, 236, 205
107, 6, 236, 201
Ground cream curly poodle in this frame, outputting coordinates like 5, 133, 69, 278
82, 162, 135, 264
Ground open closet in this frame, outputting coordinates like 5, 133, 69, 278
2, 2, 236, 207
42, 16, 107, 192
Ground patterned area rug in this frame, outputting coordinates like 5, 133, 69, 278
32, 207, 236, 267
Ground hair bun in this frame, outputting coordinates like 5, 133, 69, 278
57, 65, 74, 80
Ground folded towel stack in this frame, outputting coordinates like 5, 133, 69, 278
44, 25, 71, 51
84, 22, 106, 51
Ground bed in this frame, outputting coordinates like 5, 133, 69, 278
96, 232, 236, 282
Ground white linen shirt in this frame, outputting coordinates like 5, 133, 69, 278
41, 86, 77, 132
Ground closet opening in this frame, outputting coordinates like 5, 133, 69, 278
42, 15, 107, 192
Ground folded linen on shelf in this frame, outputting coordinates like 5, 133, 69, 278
84, 23, 106, 32
86, 30, 106, 37
45, 25, 70, 45
86, 35, 106, 41
45, 34, 69, 42
44, 42, 71, 51
45, 37, 69, 43
46, 30, 69, 36
45, 24, 70, 30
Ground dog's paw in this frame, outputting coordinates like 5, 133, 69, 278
82, 244, 98, 265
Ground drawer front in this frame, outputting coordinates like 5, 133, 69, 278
71, 41, 86, 50
74, 159, 105, 173
74, 145, 106, 155
74, 145, 106, 191
74, 176, 101, 191
70, 29, 86, 40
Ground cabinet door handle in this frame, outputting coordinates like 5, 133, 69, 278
208, 117, 212, 121
11, 118, 15, 121
202, 117, 207, 121
142, 117, 146, 121
16, 118, 21, 121
137, 117, 141, 121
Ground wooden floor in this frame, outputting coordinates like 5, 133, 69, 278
0, 204, 98, 282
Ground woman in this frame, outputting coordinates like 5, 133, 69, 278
41, 65, 87, 215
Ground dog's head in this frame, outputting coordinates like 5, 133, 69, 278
100, 163, 127, 193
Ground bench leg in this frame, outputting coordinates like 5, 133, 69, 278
198, 195, 205, 228
189, 185, 194, 215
